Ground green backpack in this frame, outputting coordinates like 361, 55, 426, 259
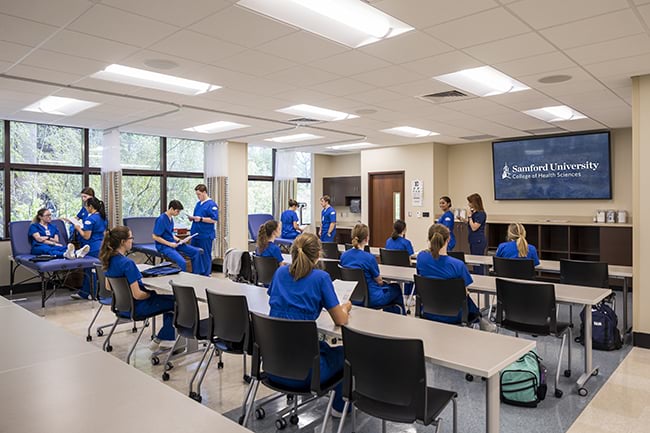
500, 350, 547, 407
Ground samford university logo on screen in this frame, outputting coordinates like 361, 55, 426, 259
501, 161, 600, 180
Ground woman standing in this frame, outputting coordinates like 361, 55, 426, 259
280, 199, 302, 240
188, 184, 218, 276
320, 195, 336, 243
71, 197, 107, 300
436, 196, 456, 251
466, 193, 487, 256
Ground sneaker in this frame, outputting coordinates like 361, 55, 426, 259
479, 318, 497, 333
70, 292, 89, 300
149, 338, 161, 351
63, 243, 75, 260
76, 245, 90, 258
149, 338, 175, 351
330, 408, 351, 418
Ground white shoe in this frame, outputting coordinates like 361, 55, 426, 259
149, 338, 161, 351
63, 243, 75, 259
149, 338, 175, 351
479, 318, 497, 333
76, 245, 90, 258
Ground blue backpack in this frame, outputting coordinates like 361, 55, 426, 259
578, 302, 622, 351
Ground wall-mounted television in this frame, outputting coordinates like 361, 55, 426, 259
492, 131, 611, 200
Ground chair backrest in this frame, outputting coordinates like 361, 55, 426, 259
51, 219, 69, 244
495, 278, 557, 335
95, 264, 112, 299
106, 276, 135, 318
9, 220, 32, 256
493, 257, 535, 280
379, 248, 411, 267
320, 259, 342, 281
344, 243, 353, 251
321, 242, 340, 259
414, 275, 468, 324
345, 243, 370, 252
248, 213, 273, 242
252, 254, 279, 286
250, 312, 320, 386
206, 290, 251, 353
170, 281, 200, 337
123, 217, 157, 245
338, 265, 368, 306
448, 251, 465, 263
560, 259, 609, 288
341, 326, 426, 422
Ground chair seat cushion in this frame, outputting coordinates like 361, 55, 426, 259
14, 255, 99, 273
131, 244, 162, 256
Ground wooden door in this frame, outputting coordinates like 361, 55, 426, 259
368, 172, 404, 247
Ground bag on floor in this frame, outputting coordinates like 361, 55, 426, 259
500, 350, 547, 407
578, 302, 622, 351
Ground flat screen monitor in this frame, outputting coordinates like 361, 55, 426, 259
492, 131, 611, 200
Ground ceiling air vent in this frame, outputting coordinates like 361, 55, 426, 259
523, 127, 566, 135
460, 134, 497, 141
418, 90, 475, 104
288, 117, 322, 125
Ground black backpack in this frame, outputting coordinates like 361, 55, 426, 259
236, 252, 254, 284
577, 302, 622, 351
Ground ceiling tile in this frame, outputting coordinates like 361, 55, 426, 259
494, 52, 576, 77
21, 49, 108, 76
6, 64, 83, 86
585, 53, 650, 79
42, 30, 139, 63
101, 0, 231, 27
220, 49, 296, 76
540, 9, 644, 50
482, 111, 551, 130
120, 50, 206, 76
359, 31, 453, 64
256, 31, 349, 64
149, 30, 246, 64
489, 89, 559, 111
271, 88, 340, 106
424, 8, 530, 49
387, 79, 452, 98
310, 51, 391, 76
373, 0, 499, 29
507, 0, 629, 29
0, 13, 57, 47
638, 4, 650, 27
442, 98, 516, 117
463, 32, 555, 64
312, 78, 375, 98
554, 118, 608, 131
0, 0, 91, 27
266, 65, 340, 87
68, 4, 178, 48
352, 65, 424, 87
347, 88, 404, 104
401, 50, 483, 76
0, 40, 33, 64
564, 34, 650, 65
190, 6, 296, 49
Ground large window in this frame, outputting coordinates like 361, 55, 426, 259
167, 138, 203, 172
89, 129, 103, 168
248, 180, 273, 214
121, 132, 160, 170
248, 145, 274, 215
11, 171, 82, 221
0, 121, 4, 162
248, 146, 273, 176
167, 177, 199, 228
10, 121, 82, 166
122, 175, 161, 218
0, 170, 4, 238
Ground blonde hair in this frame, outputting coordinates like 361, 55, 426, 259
289, 233, 320, 280
427, 224, 450, 259
507, 223, 528, 258
351, 223, 369, 249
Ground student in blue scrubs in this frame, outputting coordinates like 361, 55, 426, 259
267, 233, 352, 416
280, 199, 302, 240
495, 222, 540, 266
255, 220, 286, 265
153, 200, 204, 275
100, 226, 175, 349
340, 223, 405, 314
320, 195, 336, 243
416, 224, 494, 331
67, 187, 95, 244
436, 196, 456, 251
384, 219, 414, 255
29, 208, 88, 259
71, 197, 106, 300
467, 193, 487, 274
188, 184, 218, 276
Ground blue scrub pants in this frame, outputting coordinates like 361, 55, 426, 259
447, 237, 456, 251
157, 244, 204, 275
321, 229, 336, 243
469, 236, 487, 274
32, 244, 67, 258
267, 341, 345, 412
423, 296, 480, 325
282, 231, 299, 240
191, 236, 213, 276
367, 282, 405, 315
79, 249, 99, 299
134, 293, 175, 341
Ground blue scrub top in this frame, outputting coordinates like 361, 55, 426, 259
320, 206, 336, 239
437, 210, 456, 250
105, 253, 142, 284
495, 241, 540, 266
340, 248, 382, 293
268, 266, 339, 321
384, 236, 414, 256
257, 242, 284, 264
416, 251, 473, 287
190, 199, 218, 240
153, 213, 176, 246
81, 212, 106, 254
76, 206, 89, 221
468, 210, 487, 243
280, 209, 300, 239
28, 223, 60, 248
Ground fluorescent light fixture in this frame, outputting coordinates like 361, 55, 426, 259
433, 66, 529, 97
523, 105, 587, 122
264, 133, 323, 143
328, 142, 378, 150
183, 121, 249, 134
381, 126, 439, 138
92, 64, 220, 96
237, 0, 413, 48
23, 96, 99, 116
276, 104, 358, 122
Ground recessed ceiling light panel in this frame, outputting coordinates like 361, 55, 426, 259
381, 126, 439, 138
522, 105, 587, 122
433, 66, 529, 97
23, 96, 100, 116
327, 142, 378, 150
183, 121, 249, 134
277, 104, 358, 122
264, 133, 323, 143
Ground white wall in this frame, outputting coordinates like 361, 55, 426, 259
227, 141, 248, 251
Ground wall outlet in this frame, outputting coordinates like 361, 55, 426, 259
423, 212, 430, 218
416, 211, 421, 218
408, 211, 412, 217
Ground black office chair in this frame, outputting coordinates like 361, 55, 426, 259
320, 259, 342, 281
86, 264, 134, 342
338, 265, 404, 314
345, 243, 370, 252
321, 242, 341, 259
252, 254, 279, 286
495, 278, 572, 398
243, 313, 341, 432
493, 257, 536, 279
379, 248, 411, 267
337, 326, 458, 433
448, 251, 466, 263
560, 259, 611, 327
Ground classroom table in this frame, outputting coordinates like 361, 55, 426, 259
141, 271, 535, 433
376, 264, 611, 397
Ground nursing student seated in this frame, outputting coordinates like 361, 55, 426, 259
495, 223, 540, 266
266, 233, 352, 416
416, 223, 495, 331
384, 219, 414, 295
341, 223, 405, 315
152, 200, 204, 275
255, 220, 286, 265
29, 208, 90, 259
280, 198, 303, 240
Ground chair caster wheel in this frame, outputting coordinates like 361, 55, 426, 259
289, 414, 299, 425
406, 309, 411, 315
165, 362, 173, 371
286, 395, 294, 403
162, 372, 170, 381
217, 361, 224, 369
331, 337, 337, 344
86, 335, 92, 342
105, 345, 113, 352
465, 373, 474, 382
243, 374, 252, 384
189, 392, 202, 402
238, 415, 245, 425
592, 369, 599, 376
275, 418, 287, 430
97, 329, 104, 337
578, 387, 588, 397
564, 369, 571, 378
132, 327, 137, 333
555, 389, 563, 398
255, 408, 265, 419
151, 356, 160, 365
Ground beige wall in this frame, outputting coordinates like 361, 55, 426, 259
227, 141, 249, 251
433, 143, 449, 208
446, 128, 632, 220
312, 153, 361, 227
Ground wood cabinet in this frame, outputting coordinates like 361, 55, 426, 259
322, 176, 361, 208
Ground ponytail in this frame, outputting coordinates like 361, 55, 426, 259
257, 220, 279, 252
99, 226, 130, 270
289, 233, 320, 280
507, 223, 528, 258
391, 219, 406, 241
86, 197, 106, 221
427, 224, 450, 259
351, 223, 369, 249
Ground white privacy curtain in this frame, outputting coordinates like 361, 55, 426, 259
205, 141, 229, 260
101, 129, 122, 229
274, 151, 297, 220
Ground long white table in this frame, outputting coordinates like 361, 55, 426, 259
141, 270, 534, 433
377, 263, 611, 396
0, 296, 250, 433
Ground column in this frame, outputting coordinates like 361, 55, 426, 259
101, 129, 121, 229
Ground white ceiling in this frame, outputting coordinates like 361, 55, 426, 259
0, 0, 648, 153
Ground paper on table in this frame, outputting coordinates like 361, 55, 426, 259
178, 233, 198, 245
333, 279, 357, 304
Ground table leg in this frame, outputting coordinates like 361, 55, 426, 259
622, 277, 631, 335
576, 304, 599, 396
486, 374, 499, 433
